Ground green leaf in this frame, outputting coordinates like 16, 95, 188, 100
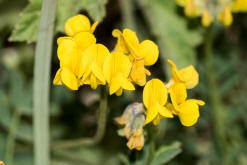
138, 0, 202, 72
9, 0, 108, 43
151, 142, 182, 165
56, 0, 108, 32
9, 0, 42, 43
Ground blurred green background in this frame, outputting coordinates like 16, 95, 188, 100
1, 0, 247, 164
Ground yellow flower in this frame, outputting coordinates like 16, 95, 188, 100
112, 29, 159, 86
232, 0, 247, 12
167, 59, 199, 89
184, 0, 200, 17
80, 44, 110, 89
218, 6, 233, 27
65, 14, 98, 36
53, 32, 96, 90
129, 57, 151, 86
202, 9, 213, 27
0, 161, 4, 165
103, 52, 135, 96
169, 83, 205, 126
143, 79, 173, 125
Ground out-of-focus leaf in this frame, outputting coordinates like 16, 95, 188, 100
151, 142, 182, 165
56, 0, 108, 32
14, 151, 33, 165
9, 0, 41, 43
0, 126, 7, 158
9, 0, 108, 43
9, 72, 33, 115
138, 0, 202, 73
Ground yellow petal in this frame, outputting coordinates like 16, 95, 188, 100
116, 88, 123, 96
103, 51, 132, 83
139, 40, 159, 66
166, 103, 178, 115
57, 37, 77, 61
60, 68, 78, 90
130, 59, 148, 86
232, 0, 247, 13
169, 83, 187, 110
184, 0, 200, 17
143, 79, 168, 109
158, 103, 174, 118
112, 29, 128, 54
92, 62, 106, 85
218, 6, 233, 27
178, 65, 199, 89
90, 22, 98, 33
73, 32, 96, 51
178, 100, 200, 127
65, 14, 91, 36
152, 115, 161, 126
53, 68, 62, 85
187, 99, 205, 106
145, 104, 159, 124
81, 44, 109, 85
167, 59, 199, 89
121, 77, 135, 91
90, 74, 97, 89
57, 38, 81, 75
122, 28, 140, 57
202, 9, 212, 27
109, 73, 122, 95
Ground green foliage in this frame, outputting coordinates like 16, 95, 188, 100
151, 142, 182, 165
9, 0, 108, 43
138, 0, 202, 71
8, 0, 41, 43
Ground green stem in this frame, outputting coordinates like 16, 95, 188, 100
5, 110, 20, 165
33, 0, 57, 164
52, 86, 108, 148
147, 125, 155, 165
204, 27, 228, 164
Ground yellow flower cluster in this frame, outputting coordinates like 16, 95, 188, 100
176, 0, 247, 27
54, 14, 205, 150
54, 15, 158, 96
143, 60, 205, 127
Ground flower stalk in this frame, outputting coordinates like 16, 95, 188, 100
204, 27, 228, 164
52, 86, 108, 148
33, 0, 57, 164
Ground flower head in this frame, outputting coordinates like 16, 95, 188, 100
65, 14, 98, 36
167, 59, 199, 89
218, 6, 233, 27
80, 44, 109, 89
184, 0, 200, 17
169, 82, 205, 126
112, 29, 159, 86
103, 51, 135, 96
143, 79, 173, 125
202, 9, 213, 27
53, 32, 96, 90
